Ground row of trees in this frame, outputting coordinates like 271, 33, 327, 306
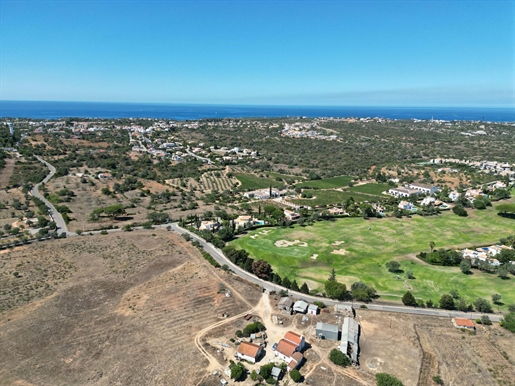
402, 290, 496, 313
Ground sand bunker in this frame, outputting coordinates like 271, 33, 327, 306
259, 229, 271, 235
274, 239, 308, 247
331, 248, 348, 255
310, 254, 318, 260
250, 235, 259, 239
332, 241, 345, 246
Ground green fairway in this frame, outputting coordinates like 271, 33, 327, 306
348, 183, 391, 196
230, 207, 515, 309
295, 175, 354, 189
234, 173, 285, 190
291, 189, 383, 207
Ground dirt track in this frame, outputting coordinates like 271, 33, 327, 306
0, 230, 261, 386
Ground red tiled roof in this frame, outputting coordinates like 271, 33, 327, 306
284, 331, 302, 345
454, 318, 475, 328
275, 339, 297, 358
237, 342, 261, 358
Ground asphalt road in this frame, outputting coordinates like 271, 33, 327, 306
30, 156, 70, 235
24, 158, 505, 323
169, 223, 504, 322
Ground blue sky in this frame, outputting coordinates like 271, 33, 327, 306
0, 0, 513, 107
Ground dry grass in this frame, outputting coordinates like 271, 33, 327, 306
0, 230, 261, 386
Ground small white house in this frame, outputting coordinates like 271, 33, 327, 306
307, 304, 319, 315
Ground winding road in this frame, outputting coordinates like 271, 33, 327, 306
169, 223, 504, 322
29, 156, 504, 322
30, 156, 70, 235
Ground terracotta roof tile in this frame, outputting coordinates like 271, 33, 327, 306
237, 342, 261, 358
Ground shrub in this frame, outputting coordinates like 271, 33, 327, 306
432, 375, 444, 385
329, 349, 350, 367
290, 369, 302, 382
376, 372, 404, 386
402, 291, 417, 307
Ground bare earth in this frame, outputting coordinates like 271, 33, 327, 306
0, 230, 261, 386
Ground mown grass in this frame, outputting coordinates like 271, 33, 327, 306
295, 175, 353, 189
348, 183, 391, 196
291, 190, 382, 207
234, 173, 285, 190
231, 206, 515, 309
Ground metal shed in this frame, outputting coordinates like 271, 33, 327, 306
315, 322, 339, 341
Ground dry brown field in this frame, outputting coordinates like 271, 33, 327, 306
0, 230, 262, 386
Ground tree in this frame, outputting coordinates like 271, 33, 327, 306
500, 312, 515, 333
325, 280, 347, 300
290, 369, 302, 383
459, 259, 472, 274
259, 363, 274, 379
217, 226, 234, 241
385, 261, 401, 272
474, 298, 493, 313
497, 265, 509, 279
351, 281, 377, 302
329, 349, 350, 367
300, 282, 309, 294
432, 375, 444, 385
402, 291, 417, 307
439, 294, 455, 310
282, 277, 291, 289
290, 279, 300, 292
496, 203, 515, 214
452, 204, 468, 217
104, 204, 126, 218
429, 241, 435, 253
375, 372, 404, 386
147, 211, 170, 224
492, 294, 502, 304
405, 270, 414, 279
230, 362, 246, 381
250, 370, 258, 381
480, 315, 492, 325
252, 259, 272, 280
328, 268, 336, 281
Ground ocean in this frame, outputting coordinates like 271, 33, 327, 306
0, 100, 514, 122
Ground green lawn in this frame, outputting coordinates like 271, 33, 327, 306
348, 183, 391, 196
292, 190, 382, 207
295, 176, 354, 189
234, 173, 286, 190
231, 207, 515, 309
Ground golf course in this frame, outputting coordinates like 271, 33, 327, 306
230, 206, 515, 309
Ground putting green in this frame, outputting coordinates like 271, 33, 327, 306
230, 207, 515, 309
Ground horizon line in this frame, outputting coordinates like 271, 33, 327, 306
1, 100, 513, 110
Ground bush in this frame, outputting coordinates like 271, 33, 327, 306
376, 372, 404, 386
243, 322, 266, 337
402, 291, 417, 307
329, 349, 350, 367
432, 375, 444, 385
473, 298, 493, 313
500, 312, 515, 333
290, 369, 302, 382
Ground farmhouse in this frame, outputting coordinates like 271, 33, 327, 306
408, 183, 438, 194
275, 331, 306, 371
277, 297, 293, 314
339, 317, 359, 364
284, 209, 300, 221
243, 189, 283, 200
462, 248, 501, 266
388, 187, 420, 198
199, 220, 219, 231
315, 322, 339, 340
398, 201, 416, 211
234, 215, 254, 228
293, 300, 309, 314
236, 342, 263, 363
452, 318, 475, 330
